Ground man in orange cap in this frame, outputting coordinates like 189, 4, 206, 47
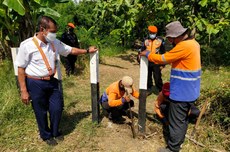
62, 23, 79, 76
137, 25, 165, 96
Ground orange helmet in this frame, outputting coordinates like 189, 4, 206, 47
68, 23, 75, 29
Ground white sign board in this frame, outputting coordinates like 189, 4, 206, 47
90, 50, 99, 84
139, 56, 148, 90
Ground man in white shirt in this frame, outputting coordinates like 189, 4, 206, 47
15, 16, 98, 146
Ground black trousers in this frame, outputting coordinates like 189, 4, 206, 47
101, 100, 134, 119
64, 54, 77, 76
168, 100, 195, 152
160, 101, 200, 120
147, 64, 163, 92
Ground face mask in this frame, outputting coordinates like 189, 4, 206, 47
43, 30, 56, 43
149, 34, 156, 39
172, 38, 176, 47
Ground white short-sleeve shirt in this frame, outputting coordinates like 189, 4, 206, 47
15, 34, 72, 77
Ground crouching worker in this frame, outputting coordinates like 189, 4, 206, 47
155, 82, 200, 126
100, 76, 139, 123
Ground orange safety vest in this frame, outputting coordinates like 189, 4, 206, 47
144, 38, 162, 54
26, 37, 57, 80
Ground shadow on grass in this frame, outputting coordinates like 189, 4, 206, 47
73, 67, 86, 76
99, 63, 128, 69
115, 52, 138, 63
59, 109, 91, 136
146, 113, 169, 144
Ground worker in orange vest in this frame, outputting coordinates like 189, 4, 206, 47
137, 25, 165, 96
155, 82, 200, 126
61, 23, 79, 77
99, 76, 140, 123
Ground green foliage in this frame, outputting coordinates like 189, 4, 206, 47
0, 0, 69, 59
99, 45, 127, 57
0, 60, 33, 127
94, 0, 142, 46
199, 81, 230, 130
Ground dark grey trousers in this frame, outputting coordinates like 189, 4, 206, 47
168, 100, 194, 152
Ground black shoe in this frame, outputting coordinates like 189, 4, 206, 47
112, 117, 126, 124
44, 137, 58, 146
54, 133, 64, 141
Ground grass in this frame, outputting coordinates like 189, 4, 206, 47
0, 50, 230, 151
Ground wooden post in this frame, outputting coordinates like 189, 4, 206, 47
90, 50, 100, 123
138, 56, 148, 133
10, 48, 64, 102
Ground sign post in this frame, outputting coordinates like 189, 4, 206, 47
138, 56, 148, 133
90, 50, 100, 123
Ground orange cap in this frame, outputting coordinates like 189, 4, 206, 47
68, 23, 75, 29
148, 26, 157, 33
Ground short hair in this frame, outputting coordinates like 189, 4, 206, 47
37, 16, 57, 31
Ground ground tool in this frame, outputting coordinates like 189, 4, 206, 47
191, 98, 208, 137
126, 90, 136, 138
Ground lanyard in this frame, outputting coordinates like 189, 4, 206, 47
32, 37, 56, 76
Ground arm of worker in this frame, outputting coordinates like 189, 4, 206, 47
69, 46, 98, 55
154, 92, 168, 125
108, 91, 127, 107
130, 86, 140, 99
18, 67, 31, 106
139, 44, 185, 65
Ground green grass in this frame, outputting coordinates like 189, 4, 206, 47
99, 45, 127, 57
1, 50, 230, 151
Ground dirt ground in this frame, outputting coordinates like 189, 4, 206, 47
79, 51, 201, 152
8, 51, 207, 152
95, 52, 167, 152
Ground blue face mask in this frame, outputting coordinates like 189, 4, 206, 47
149, 34, 156, 39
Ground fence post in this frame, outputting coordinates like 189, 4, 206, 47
138, 56, 148, 133
90, 50, 100, 123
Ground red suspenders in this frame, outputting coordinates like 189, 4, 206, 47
27, 37, 57, 80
